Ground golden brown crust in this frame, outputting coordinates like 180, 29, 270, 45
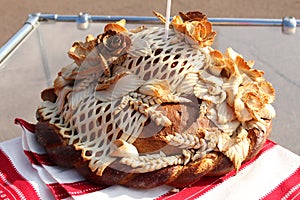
41, 88, 56, 103
246, 121, 272, 161
166, 152, 220, 188
205, 154, 233, 177
133, 101, 200, 155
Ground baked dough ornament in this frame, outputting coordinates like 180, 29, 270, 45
35, 11, 276, 189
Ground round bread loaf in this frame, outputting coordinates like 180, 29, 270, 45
35, 11, 276, 189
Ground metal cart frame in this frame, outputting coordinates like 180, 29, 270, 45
0, 13, 299, 64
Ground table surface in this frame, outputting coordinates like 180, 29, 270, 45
0, 20, 299, 155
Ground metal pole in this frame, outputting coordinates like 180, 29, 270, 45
0, 14, 40, 64
37, 13, 300, 27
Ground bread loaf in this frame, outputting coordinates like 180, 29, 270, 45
35, 11, 276, 189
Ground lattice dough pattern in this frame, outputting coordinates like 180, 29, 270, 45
124, 27, 206, 87
40, 94, 149, 173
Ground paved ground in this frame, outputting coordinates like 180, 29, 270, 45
1, 0, 300, 46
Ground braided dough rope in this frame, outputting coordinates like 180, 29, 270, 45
35, 11, 275, 189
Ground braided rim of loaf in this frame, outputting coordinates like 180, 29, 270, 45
35, 11, 275, 189
35, 116, 271, 189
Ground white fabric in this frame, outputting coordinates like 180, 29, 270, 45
198, 145, 300, 200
